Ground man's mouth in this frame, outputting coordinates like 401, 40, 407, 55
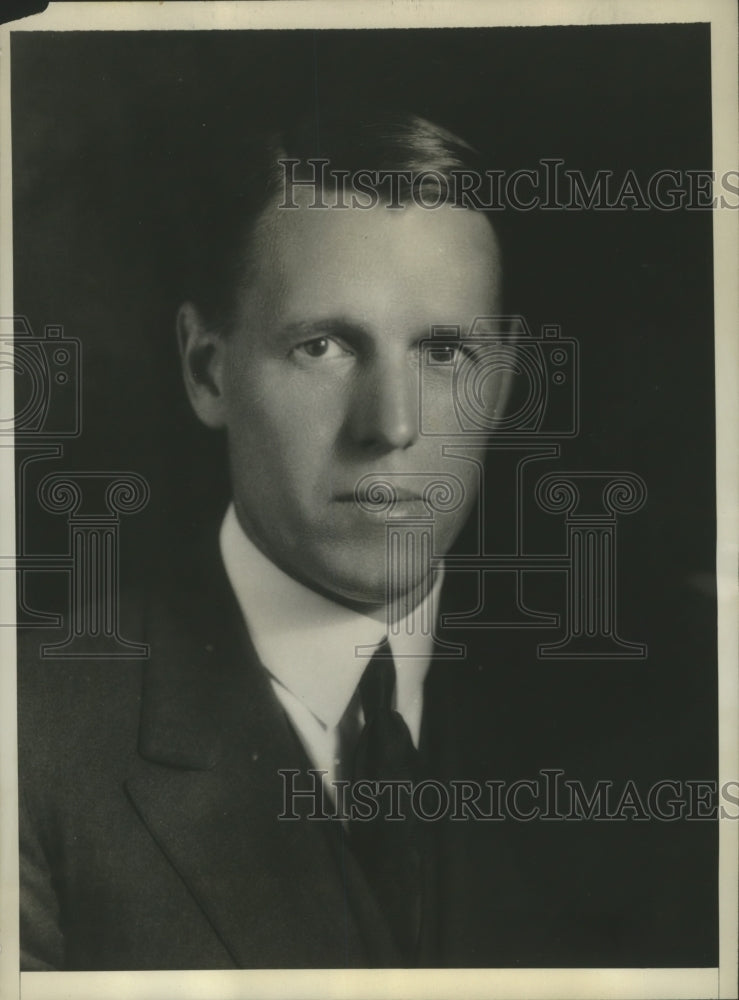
331, 486, 433, 524
334, 487, 425, 504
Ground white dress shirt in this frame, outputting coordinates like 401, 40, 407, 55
219, 503, 442, 788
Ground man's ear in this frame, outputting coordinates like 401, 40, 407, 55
176, 302, 229, 429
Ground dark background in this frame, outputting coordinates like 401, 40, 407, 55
12, 24, 718, 964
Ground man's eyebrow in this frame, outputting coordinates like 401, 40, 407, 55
277, 318, 370, 342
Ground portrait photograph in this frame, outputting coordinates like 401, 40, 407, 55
0, 2, 737, 999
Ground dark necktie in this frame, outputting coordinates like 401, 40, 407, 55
348, 639, 423, 963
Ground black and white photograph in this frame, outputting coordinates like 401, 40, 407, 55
1, 2, 737, 998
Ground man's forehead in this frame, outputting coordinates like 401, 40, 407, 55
240, 194, 502, 321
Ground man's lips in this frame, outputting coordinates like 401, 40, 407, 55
333, 488, 425, 504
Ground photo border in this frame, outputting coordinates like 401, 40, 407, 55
1, 2, 736, 999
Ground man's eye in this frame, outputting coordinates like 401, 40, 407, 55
292, 337, 351, 362
425, 342, 480, 366
427, 345, 459, 364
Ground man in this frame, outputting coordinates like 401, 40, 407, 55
17, 111, 699, 971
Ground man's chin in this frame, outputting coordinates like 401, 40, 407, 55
294, 553, 436, 620
299, 566, 393, 613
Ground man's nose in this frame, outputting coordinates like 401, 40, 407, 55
348, 358, 419, 452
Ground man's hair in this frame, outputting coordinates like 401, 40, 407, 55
178, 109, 499, 332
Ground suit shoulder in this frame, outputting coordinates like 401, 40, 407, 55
16, 587, 149, 781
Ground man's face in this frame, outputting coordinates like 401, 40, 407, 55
214, 196, 503, 607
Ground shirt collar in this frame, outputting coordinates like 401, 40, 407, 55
219, 503, 440, 731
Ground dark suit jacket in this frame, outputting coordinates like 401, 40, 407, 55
18, 528, 717, 970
